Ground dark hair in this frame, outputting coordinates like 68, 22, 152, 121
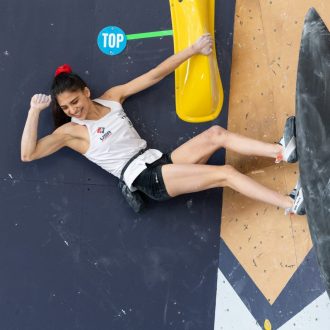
51, 72, 87, 129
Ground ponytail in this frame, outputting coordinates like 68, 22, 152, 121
51, 64, 87, 129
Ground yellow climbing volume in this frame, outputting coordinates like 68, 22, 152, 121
169, 0, 224, 123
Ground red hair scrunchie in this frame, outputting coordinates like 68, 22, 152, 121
55, 64, 72, 77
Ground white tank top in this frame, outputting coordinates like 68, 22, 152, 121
71, 98, 162, 190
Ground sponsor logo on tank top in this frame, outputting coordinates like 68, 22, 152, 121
118, 111, 133, 127
97, 127, 112, 141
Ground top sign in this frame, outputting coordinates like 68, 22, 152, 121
97, 26, 127, 56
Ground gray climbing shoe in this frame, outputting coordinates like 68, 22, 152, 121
286, 179, 306, 215
277, 116, 298, 163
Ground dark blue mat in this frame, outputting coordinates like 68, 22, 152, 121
0, 0, 236, 329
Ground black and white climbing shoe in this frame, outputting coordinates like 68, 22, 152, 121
276, 116, 298, 163
285, 179, 306, 216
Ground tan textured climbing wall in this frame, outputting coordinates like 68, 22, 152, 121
221, 0, 330, 304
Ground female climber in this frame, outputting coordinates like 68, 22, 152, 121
21, 33, 305, 215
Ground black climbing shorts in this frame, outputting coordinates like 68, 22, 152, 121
132, 153, 172, 201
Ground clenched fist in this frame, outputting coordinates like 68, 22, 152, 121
30, 94, 52, 112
